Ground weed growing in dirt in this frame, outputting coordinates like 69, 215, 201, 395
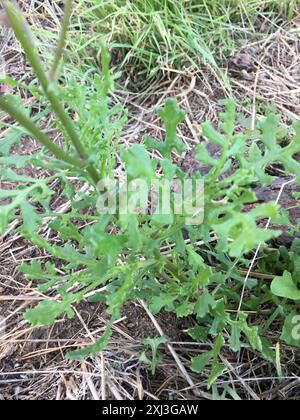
0, 1, 300, 388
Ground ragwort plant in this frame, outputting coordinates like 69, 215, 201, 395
0, 1, 300, 385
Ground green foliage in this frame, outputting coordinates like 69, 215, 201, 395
271, 271, 300, 301
24, 298, 75, 326
1, 1, 300, 390
67, 0, 300, 83
145, 99, 186, 158
67, 326, 113, 361
140, 336, 168, 375
191, 335, 227, 390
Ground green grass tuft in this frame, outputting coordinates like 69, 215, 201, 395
67, 0, 300, 81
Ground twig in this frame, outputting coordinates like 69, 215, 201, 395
82, 363, 100, 401
100, 353, 106, 400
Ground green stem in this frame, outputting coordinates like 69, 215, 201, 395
76, 260, 156, 301
3, 1, 100, 184
0, 95, 84, 169
50, 0, 73, 81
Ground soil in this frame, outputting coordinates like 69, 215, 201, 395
229, 53, 256, 73
180, 144, 221, 176
255, 177, 300, 246
121, 303, 191, 341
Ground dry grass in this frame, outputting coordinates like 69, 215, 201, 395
1, 2, 300, 401
232, 24, 300, 121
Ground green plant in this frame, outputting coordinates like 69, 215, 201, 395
139, 336, 168, 375
64, 0, 300, 82
1, 1, 300, 389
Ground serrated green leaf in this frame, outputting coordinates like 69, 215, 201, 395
188, 326, 210, 342
121, 144, 155, 180
271, 271, 300, 300
50, 218, 82, 243
208, 362, 227, 389
196, 143, 218, 167
20, 201, 40, 233
142, 336, 168, 374
149, 293, 177, 314
67, 327, 112, 360
194, 290, 217, 319
212, 334, 225, 359
248, 142, 262, 162
19, 260, 56, 280
191, 351, 213, 374
175, 301, 194, 317
0, 155, 32, 168
0, 129, 24, 156
206, 335, 227, 389
229, 313, 263, 352
161, 158, 178, 180
187, 245, 204, 271
220, 99, 236, 138
86, 221, 126, 260
212, 202, 280, 258
106, 272, 134, 318
259, 114, 280, 150
24, 298, 74, 326
127, 215, 142, 250
0, 168, 36, 182
87, 292, 106, 303
146, 99, 186, 158
202, 122, 226, 147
